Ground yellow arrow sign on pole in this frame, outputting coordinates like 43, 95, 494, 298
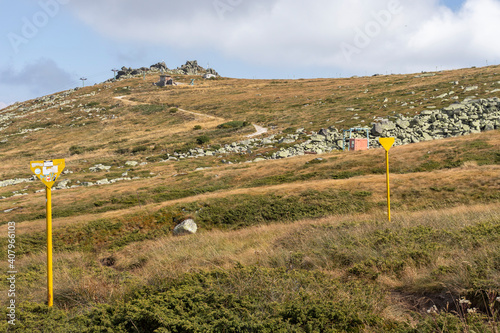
30, 159, 65, 307
30, 159, 65, 189
378, 138, 394, 222
379, 137, 395, 152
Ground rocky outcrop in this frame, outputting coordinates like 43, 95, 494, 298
171, 60, 220, 77
116, 66, 150, 79
113, 61, 219, 80
178, 60, 204, 75
150, 62, 168, 72
206, 68, 219, 76
369, 97, 500, 147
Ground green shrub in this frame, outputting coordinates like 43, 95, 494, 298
217, 121, 250, 129
146, 154, 169, 162
69, 145, 102, 155
131, 145, 148, 154
193, 125, 202, 130
305, 158, 326, 165
67, 267, 405, 332
115, 147, 130, 155
330, 170, 362, 179
113, 87, 131, 95
354, 191, 372, 197
69, 145, 84, 155
132, 104, 166, 115
196, 135, 210, 145
190, 190, 372, 229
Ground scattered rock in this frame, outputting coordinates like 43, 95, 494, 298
173, 219, 198, 236
414, 73, 436, 78
90, 164, 111, 172
464, 86, 479, 92
125, 161, 139, 167
372, 120, 396, 136
0, 177, 34, 187
55, 179, 71, 190
396, 118, 410, 129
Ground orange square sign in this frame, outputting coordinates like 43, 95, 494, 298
30, 159, 65, 188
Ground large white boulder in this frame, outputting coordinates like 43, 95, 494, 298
173, 219, 198, 236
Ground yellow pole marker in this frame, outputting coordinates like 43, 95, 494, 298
379, 138, 395, 222
46, 186, 53, 307
30, 159, 65, 307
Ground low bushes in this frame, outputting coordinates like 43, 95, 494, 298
216, 121, 250, 129
4, 266, 497, 332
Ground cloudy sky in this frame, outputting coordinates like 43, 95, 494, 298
1, 0, 500, 108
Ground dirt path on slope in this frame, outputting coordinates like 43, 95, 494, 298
114, 96, 225, 122
114, 95, 266, 136
247, 124, 268, 137
114, 95, 143, 106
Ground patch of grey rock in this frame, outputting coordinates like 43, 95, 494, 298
0, 176, 36, 188
370, 97, 499, 146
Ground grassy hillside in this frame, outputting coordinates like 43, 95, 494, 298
0, 65, 499, 332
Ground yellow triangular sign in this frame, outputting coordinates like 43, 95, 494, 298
30, 159, 65, 188
379, 137, 395, 151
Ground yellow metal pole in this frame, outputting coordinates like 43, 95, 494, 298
385, 150, 391, 222
46, 186, 53, 307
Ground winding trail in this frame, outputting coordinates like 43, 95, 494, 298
177, 108, 225, 122
114, 95, 225, 124
114, 95, 268, 136
114, 95, 142, 106
247, 124, 268, 137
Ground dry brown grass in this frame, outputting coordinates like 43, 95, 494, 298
5, 161, 498, 237
3, 202, 498, 308
2, 128, 499, 237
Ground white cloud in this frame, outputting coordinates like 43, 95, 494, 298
0, 58, 76, 95
406, 0, 500, 67
68, 0, 500, 74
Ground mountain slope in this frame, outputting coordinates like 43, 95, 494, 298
0, 65, 499, 331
